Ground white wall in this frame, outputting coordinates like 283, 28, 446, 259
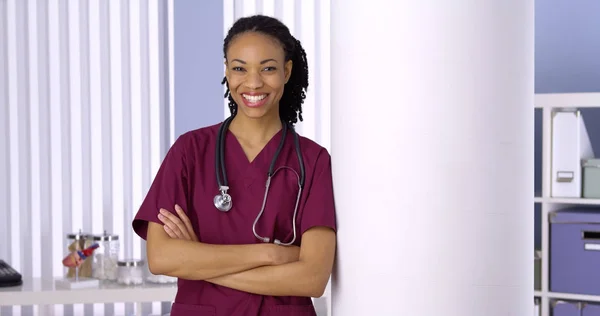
0, 0, 170, 315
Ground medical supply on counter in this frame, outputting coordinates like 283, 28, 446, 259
583, 158, 600, 198
92, 231, 120, 280
65, 231, 94, 279
550, 207, 600, 295
56, 242, 101, 289
146, 274, 177, 284
117, 259, 145, 285
62, 243, 99, 268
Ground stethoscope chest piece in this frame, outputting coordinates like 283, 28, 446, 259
213, 116, 306, 245
214, 186, 232, 212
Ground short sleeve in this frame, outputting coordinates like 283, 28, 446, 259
300, 149, 337, 235
132, 135, 190, 240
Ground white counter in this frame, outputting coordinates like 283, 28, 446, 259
0, 278, 177, 306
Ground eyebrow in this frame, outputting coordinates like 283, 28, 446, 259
231, 58, 278, 64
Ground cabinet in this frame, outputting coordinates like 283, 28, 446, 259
534, 92, 600, 316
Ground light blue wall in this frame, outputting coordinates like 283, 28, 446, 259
535, 0, 600, 93
534, 0, 600, 249
173, 0, 224, 138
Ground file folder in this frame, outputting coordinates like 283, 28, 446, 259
552, 300, 582, 316
583, 303, 600, 316
551, 109, 594, 198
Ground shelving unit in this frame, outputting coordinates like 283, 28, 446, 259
534, 92, 600, 316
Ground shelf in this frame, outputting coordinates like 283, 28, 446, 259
532, 92, 600, 316
0, 278, 177, 306
536, 197, 600, 205
546, 292, 600, 303
535, 93, 600, 109
534, 291, 600, 303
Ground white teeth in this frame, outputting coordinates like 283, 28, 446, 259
243, 94, 267, 102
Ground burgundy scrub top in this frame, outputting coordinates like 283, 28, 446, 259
132, 122, 337, 316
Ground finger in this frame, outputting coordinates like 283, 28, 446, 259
160, 208, 191, 240
175, 204, 197, 241
160, 215, 184, 239
158, 210, 187, 240
157, 209, 170, 223
163, 225, 179, 239
158, 209, 177, 227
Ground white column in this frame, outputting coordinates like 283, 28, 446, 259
330, 1, 534, 316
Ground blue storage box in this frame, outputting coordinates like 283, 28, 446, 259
550, 207, 600, 295
583, 303, 600, 316
552, 300, 582, 316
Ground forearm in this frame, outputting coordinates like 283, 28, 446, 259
148, 237, 274, 281
206, 260, 328, 298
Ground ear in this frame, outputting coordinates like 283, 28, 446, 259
284, 60, 293, 83
224, 60, 229, 78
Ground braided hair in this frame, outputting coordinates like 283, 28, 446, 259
221, 15, 309, 126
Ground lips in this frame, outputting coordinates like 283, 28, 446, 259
241, 93, 269, 108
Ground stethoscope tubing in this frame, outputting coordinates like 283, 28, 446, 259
214, 116, 305, 245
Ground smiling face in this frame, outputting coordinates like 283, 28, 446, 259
225, 31, 293, 121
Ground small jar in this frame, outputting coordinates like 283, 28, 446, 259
146, 273, 177, 284
65, 230, 93, 278
117, 259, 145, 285
91, 231, 120, 280
66, 230, 93, 252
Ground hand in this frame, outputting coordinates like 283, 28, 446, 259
158, 204, 199, 242
270, 244, 301, 265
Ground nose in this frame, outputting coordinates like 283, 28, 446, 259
244, 71, 263, 89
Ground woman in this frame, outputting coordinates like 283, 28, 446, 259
132, 14, 337, 316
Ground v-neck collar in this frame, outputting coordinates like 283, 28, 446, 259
225, 128, 285, 173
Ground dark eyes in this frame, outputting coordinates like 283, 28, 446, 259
232, 66, 276, 72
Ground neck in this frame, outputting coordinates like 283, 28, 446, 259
228, 113, 283, 144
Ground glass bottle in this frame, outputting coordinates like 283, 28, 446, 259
65, 230, 93, 279
117, 259, 145, 285
91, 231, 120, 280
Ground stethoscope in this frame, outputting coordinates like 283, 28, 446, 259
214, 115, 305, 246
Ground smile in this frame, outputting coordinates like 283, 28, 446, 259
241, 93, 269, 108
242, 94, 267, 102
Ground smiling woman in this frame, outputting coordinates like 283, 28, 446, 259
132, 15, 337, 316
222, 15, 309, 129
225, 31, 293, 121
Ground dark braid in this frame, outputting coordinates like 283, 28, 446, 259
221, 15, 308, 126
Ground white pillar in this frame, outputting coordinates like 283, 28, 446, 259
330, 1, 534, 316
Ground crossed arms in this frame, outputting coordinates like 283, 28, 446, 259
146, 205, 336, 298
